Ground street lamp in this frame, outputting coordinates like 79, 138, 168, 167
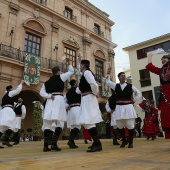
54, 44, 58, 61
10, 27, 14, 48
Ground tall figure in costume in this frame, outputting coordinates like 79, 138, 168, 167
76, 59, 103, 152
106, 69, 142, 148
0, 80, 24, 148
139, 100, 158, 140
146, 54, 170, 138
40, 58, 74, 152
12, 96, 26, 145
64, 79, 81, 149
105, 89, 120, 145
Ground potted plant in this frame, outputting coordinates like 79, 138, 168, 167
32, 102, 43, 141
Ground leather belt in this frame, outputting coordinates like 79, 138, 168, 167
82, 91, 93, 97
51, 92, 63, 96
116, 100, 132, 105
2, 105, 14, 109
16, 115, 21, 117
70, 103, 81, 108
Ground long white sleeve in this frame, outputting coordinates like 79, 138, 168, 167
8, 84, 22, 97
84, 70, 99, 95
105, 101, 111, 113
40, 84, 52, 99
76, 87, 81, 94
60, 65, 74, 82
132, 85, 142, 103
105, 75, 116, 90
21, 105, 26, 119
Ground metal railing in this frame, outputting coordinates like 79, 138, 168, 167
63, 10, 77, 22
0, 43, 67, 72
93, 28, 104, 37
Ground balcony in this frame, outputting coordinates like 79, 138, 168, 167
93, 28, 104, 37
63, 10, 77, 22
0, 43, 67, 72
35, 0, 47, 5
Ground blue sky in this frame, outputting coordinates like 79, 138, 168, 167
89, 0, 170, 77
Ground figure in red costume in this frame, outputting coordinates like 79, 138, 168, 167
146, 54, 170, 139
139, 100, 158, 140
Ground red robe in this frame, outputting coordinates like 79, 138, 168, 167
139, 103, 158, 137
146, 62, 170, 138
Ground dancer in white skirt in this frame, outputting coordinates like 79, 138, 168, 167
64, 79, 81, 149
40, 58, 74, 152
12, 96, 26, 145
106, 69, 142, 148
76, 59, 103, 152
105, 91, 120, 145
0, 80, 24, 148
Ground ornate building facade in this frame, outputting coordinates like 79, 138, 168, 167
0, 0, 117, 134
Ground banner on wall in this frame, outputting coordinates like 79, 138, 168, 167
101, 77, 110, 97
23, 53, 41, 86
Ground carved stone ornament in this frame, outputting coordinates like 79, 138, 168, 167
62, 37, 80, 49
108, 49, 115, 58
32, 8, 40, 18
83, 37, 92, 47
51, 22, 60, 33
9, 2, 20, 15
93, 49, 106, 60
23, 18, 47, 35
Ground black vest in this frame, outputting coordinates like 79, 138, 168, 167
79, 70, 94, 93
45, 75, 64, 93
66, 87, 81, 105
115, 83, 132, 100
1, 92, 14, 107
14, 103, 23, 116
108, 91, 116, 110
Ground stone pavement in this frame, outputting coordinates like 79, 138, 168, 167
0, 138, 170, 170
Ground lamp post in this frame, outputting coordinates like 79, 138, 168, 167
9, 27, 14, 48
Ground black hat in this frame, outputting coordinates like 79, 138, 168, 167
117, 72, 125, 77
52, 66, 60, 75
6, 85, 13, 91
69, 79, 76, 86
80, 60, 90, 66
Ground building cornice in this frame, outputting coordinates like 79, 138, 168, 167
73, 0, 114, 26
17, 0, 116, 47
123, 33, 170, 51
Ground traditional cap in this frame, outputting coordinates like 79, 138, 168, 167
117, 72, 125, 77
80, 60, 90, 66
69, 79, 76, 86
6, 85, 13, 91
126, 76, 133, 80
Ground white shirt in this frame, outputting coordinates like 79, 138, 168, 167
105, 101, 112, 113
76, 70, 99, 95
105, 75, 142, 103
40, 65, 74, 99
8, 84, 22, 98
14, 102, 26, 119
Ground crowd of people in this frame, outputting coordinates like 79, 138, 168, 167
0, 53, 170, 153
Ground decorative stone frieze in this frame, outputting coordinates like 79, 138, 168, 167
63, 37, 80, 49
51, 22, 60, 33
9, 2, 20, 15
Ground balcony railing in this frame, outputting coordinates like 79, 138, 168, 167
0, 43, 67, 72
93, 28, 104, 37
63, 10, 77, 22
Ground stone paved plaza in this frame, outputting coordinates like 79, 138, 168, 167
0, 138, 170, 170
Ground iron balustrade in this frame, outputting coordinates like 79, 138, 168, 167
63, 10, 77, 22
0, 43, 67, 72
